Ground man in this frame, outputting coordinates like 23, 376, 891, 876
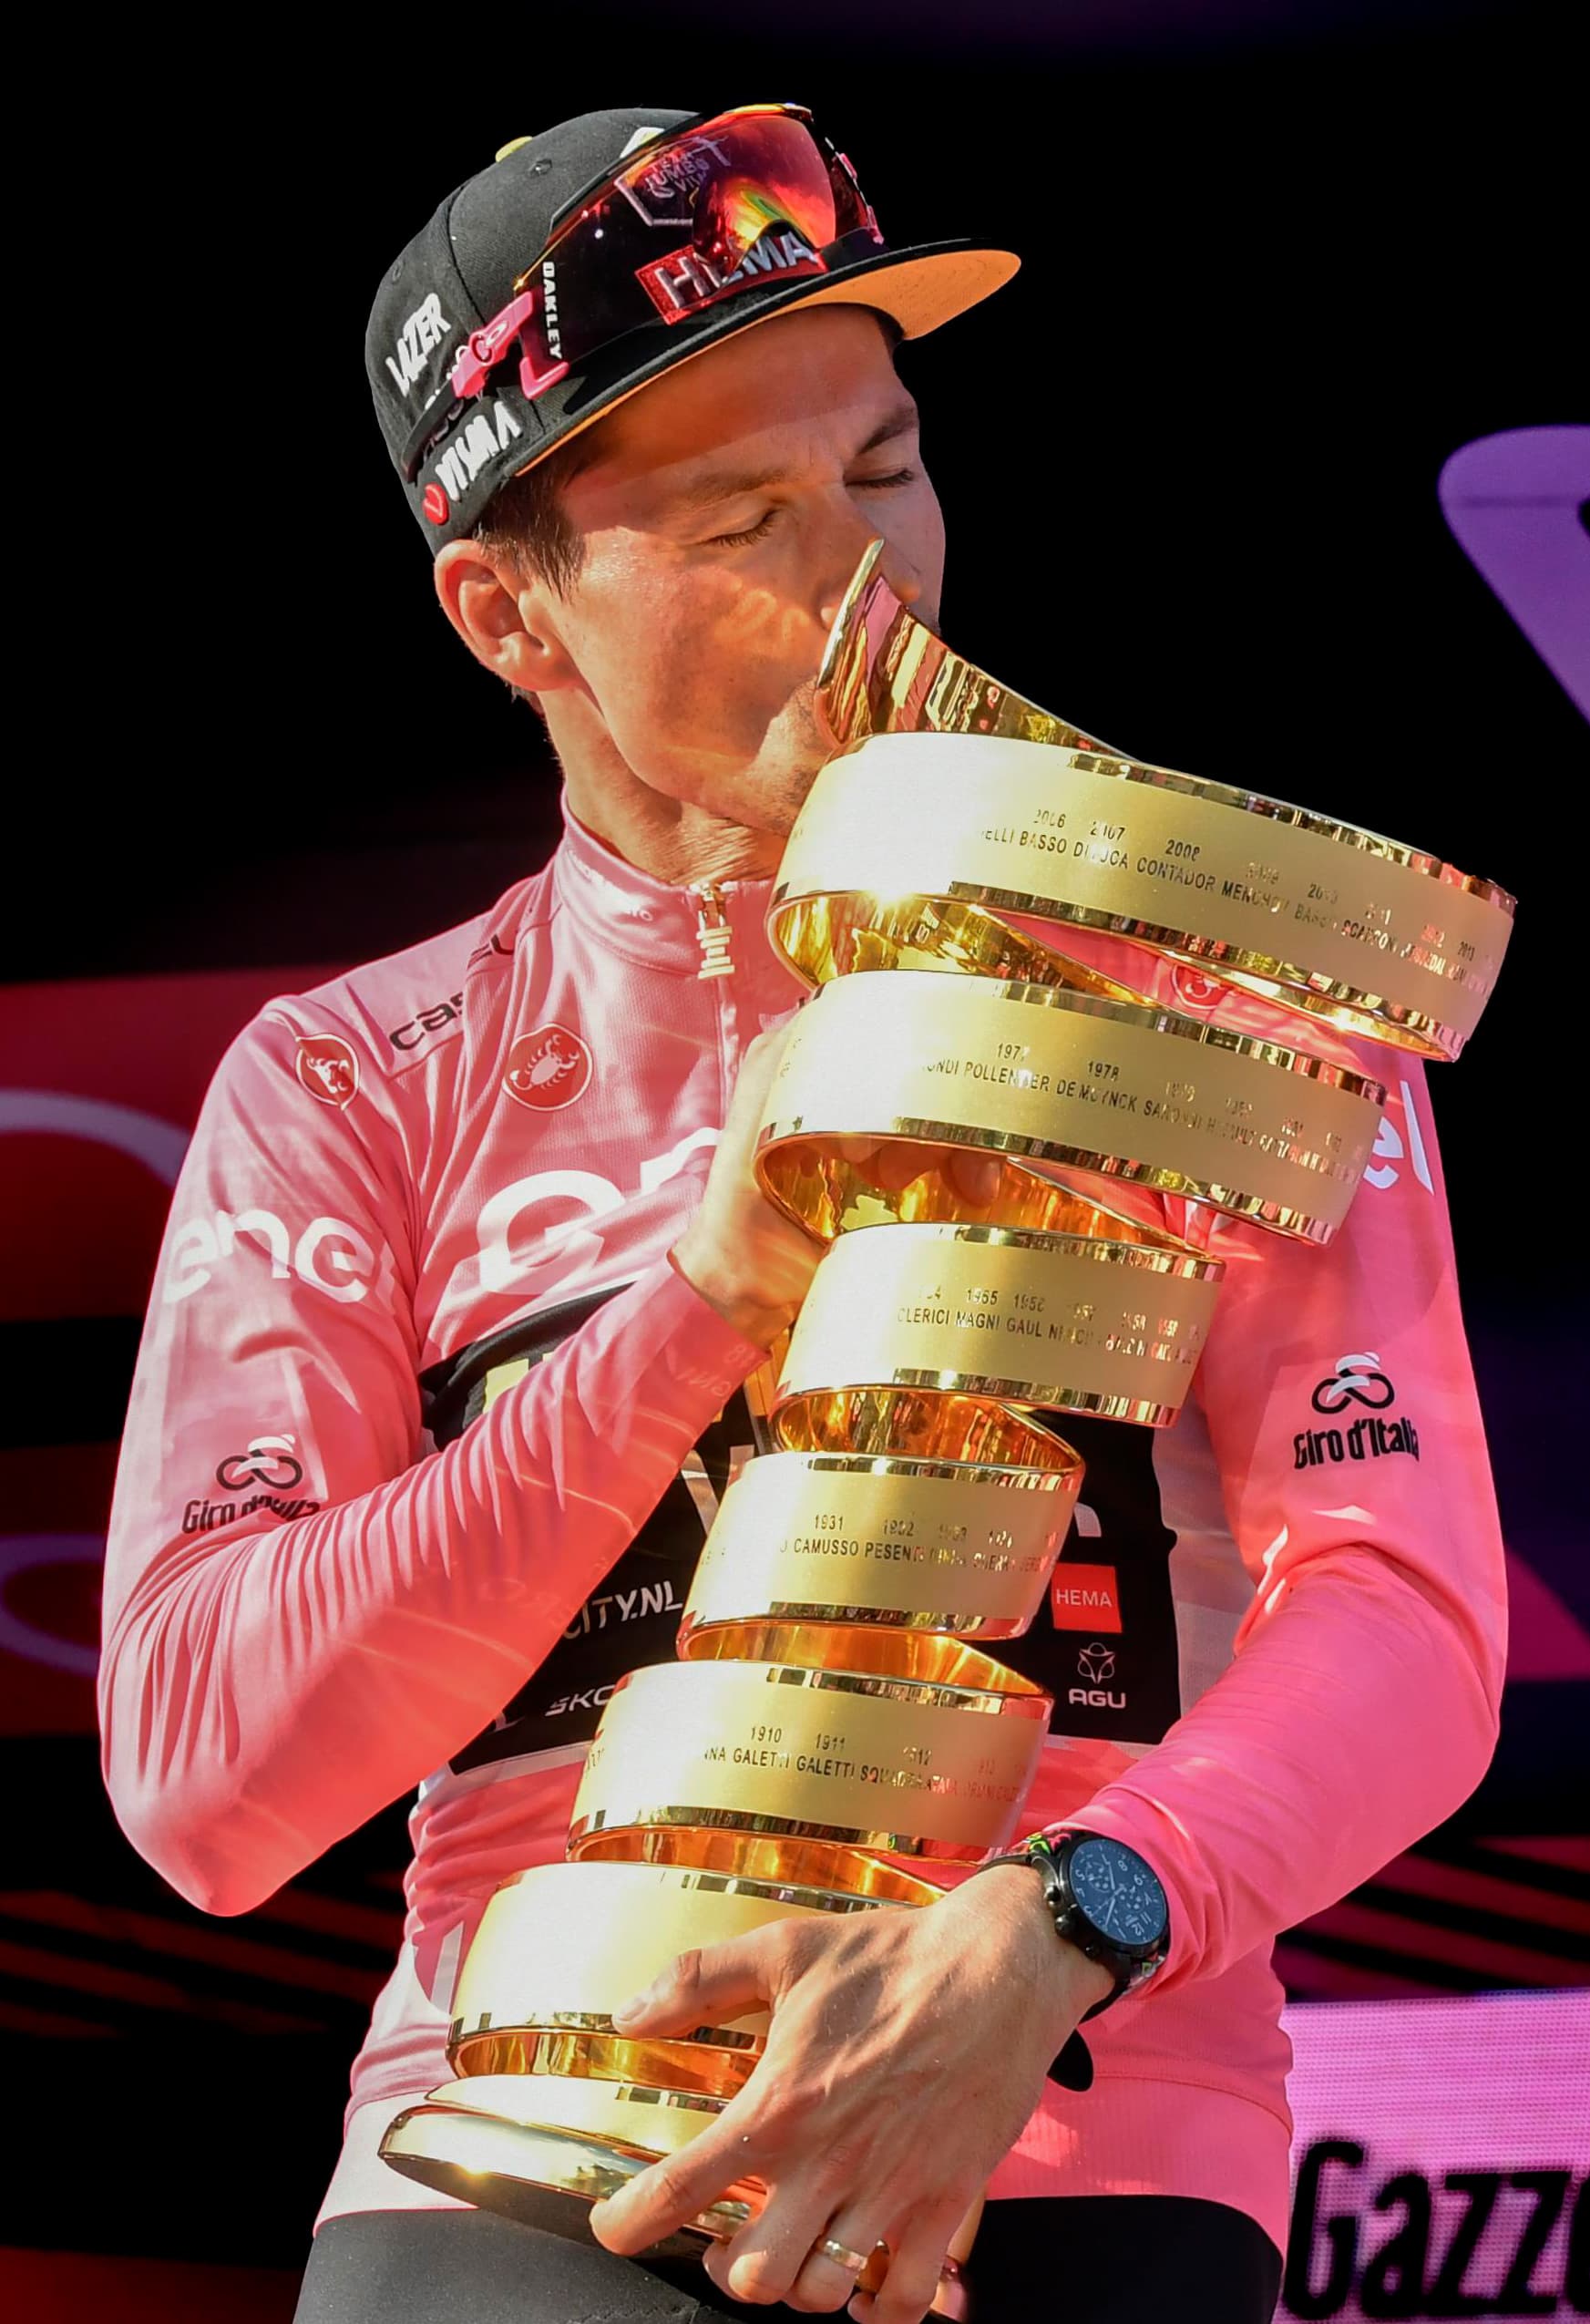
100, 102, 1506, 2324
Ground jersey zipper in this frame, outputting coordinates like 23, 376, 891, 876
691, 880, 735, 981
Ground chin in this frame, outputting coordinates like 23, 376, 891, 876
760, 759, 826, 834
700, 756, 822, 840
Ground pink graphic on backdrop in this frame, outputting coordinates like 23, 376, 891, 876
1504, 1548, 1590, 1681
1438, 425, 1590, 722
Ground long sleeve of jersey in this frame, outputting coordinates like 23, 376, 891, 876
1042, 1062, 1508, 1992
98, 1012, 765, 1918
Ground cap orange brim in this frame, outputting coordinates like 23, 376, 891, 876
504, 242, 1021, 485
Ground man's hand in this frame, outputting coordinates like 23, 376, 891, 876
589, 1866, 1113, 2320
670, 1025, 826, 1349
671, 1023, 1005, 1351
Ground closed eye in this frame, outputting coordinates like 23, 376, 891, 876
708, 509, 780, 548
707, 468, 918, 549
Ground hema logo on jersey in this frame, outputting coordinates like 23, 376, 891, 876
1049, 1562, 1123, 1636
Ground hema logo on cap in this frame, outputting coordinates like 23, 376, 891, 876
637, 229, 824, 325
425, 398, 524, 526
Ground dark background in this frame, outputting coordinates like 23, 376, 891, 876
65, 0, 1580, 1306
5, 0, 1585, 2294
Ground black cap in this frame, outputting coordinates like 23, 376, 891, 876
366, 105, 1017, 552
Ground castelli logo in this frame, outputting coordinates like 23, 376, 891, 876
294, 1035, 360, 1109
1169, 965, 1228, 1013
423, 482, 449, 525
503, 1024, 592, 1111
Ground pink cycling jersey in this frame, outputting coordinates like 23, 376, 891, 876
100, 801, 1507, 2261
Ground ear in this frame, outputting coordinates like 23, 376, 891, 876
432, 538, 580, 694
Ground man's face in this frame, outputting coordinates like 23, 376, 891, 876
530, 304, 945, 838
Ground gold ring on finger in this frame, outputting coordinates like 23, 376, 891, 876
812, 2234, 871, 2275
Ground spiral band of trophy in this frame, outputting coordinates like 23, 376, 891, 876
678, 1446, 1080, 1646
381, 542, 1512, 2307
780, 541, 1515, 1062
758, 970, 1387, 1244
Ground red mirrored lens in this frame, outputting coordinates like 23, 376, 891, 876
617, 111, 839, 268
540, 108, 876, 355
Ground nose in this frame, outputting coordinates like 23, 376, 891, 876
817, 533, 925, 637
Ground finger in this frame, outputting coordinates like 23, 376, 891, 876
703, 2176, 887, 2315
731, 1023, 796, 1111
868, 1141, 1003, 1210
610, 1928, 781, 2036
589, 2098, 763, 2254
857, 2202, 966, 2324
944, 1149, 1002, 1209
867, 1141, 928, 1194
782, 2210, 892, 2316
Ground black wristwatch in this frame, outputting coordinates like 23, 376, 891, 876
985, 1831, 1171, 2021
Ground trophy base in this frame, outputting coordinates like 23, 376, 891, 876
380, 2098, 754, 2244
380, 2098, 970, 2318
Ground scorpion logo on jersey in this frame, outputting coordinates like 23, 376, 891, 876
295, 1035, 360, 1109
503, 1024, 593, 1112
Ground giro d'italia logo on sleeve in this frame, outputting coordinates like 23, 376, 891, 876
503, 1024, 593, 1112
216, 1435, 303, 1492
1296, 1352, 1421, 1469
1311, 1352, 1396, 1414
294, 1035, 360, 1109
182, 1434, 320, 1536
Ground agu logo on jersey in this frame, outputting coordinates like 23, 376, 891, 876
295, 1035, 360, 1109
1070, 1640, 1126, 1710
504, 1024, 592, 1112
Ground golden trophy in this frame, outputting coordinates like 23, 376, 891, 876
381, 541, 1514, 2308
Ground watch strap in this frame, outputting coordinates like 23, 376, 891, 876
1048, 2028, 1095, 2093
982, 1833, 1167, 2021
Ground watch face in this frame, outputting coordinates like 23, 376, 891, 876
1070, 1837, 1168, 1950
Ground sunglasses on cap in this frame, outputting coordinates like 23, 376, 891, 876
401, 104, 882, 484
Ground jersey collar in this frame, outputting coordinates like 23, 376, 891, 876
550, 794, 787, 983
